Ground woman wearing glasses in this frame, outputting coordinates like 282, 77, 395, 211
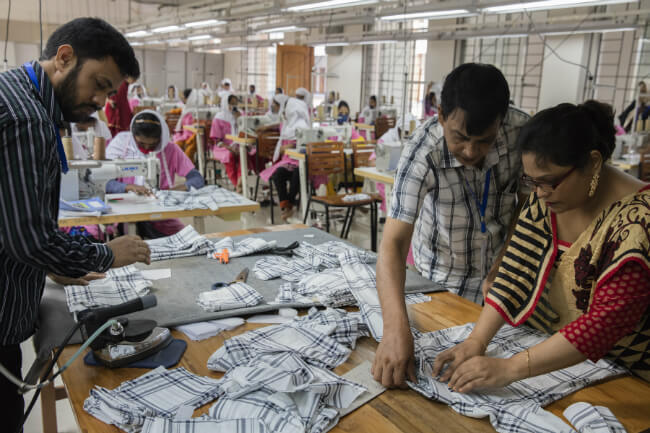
432, 100, 650, 392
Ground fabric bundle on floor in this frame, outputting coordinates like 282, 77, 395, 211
64, 265, 151, 313
146, 225, 213, 261
156, 185, 250, 211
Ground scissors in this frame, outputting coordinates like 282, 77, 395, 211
211, 267, 249, 290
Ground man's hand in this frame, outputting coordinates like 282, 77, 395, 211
47, 272, 106, 286
107, 235, 151, 268
431, 338, 487, 383
125, 184, 153, 196
372, 323, 417, 388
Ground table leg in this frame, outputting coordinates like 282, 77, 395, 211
298, 158, 308, 221
126, 222, 137, 235
197, 128, 205, 178
193, 216, 206, 234
239, 145, 249, 199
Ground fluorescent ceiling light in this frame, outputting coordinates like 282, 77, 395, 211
224, 46, 247, 51
184, 19, 226, 27
269, 32, 285, 40
125, 30, 150, 38
381, 9, 473, 20
187, 34, 212, 41
483, 0, 637, 13
357, 39, 397, 45
145, 40, 163, 44
258, 25, 307, 33
287, 0, 377, 12
151, 25, 181, 33
471, 33, 528, 38
541, 26, 636, 35
130, 42, 144, 46
166, 38, 186, 44
313, 41, 350, 46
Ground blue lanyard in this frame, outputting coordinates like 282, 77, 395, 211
23, 62, 69, 173
464, 168, 491, 234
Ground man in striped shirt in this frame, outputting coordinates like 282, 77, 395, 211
0, 18, 148, 431
373, 64, 530, 388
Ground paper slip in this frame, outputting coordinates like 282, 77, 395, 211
141, 268, 172, 280
339, 361, 386, 417
175, 318, 245, 341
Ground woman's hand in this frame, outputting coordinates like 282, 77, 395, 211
125, 184, 153, 196
431, 338, 486, 382
446, 356, 524, 393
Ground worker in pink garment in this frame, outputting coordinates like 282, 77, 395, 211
247, 84, 266, 107
105, 110, 205, 238
127, 82, 146, 111
173, 88, 200, 144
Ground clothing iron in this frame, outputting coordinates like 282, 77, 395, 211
77, 295, 172, 368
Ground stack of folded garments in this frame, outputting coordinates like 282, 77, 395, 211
146, 226, 213, 261
197, 283, 264, 312
175, 318, 245, 341
64, 265, 151, 313
292, 241, 376, 269
252, 256, 320, 282
84, 366, 222, 433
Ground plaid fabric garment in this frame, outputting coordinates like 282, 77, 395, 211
253, 256, 320, 282
64, 265, 151, 313
292, 241, 376, 269
273, 282, 314, 305
295, 268, 357, 307
84, 366, 222, 433
563, 402, 627, 433
197, 282, 264, 312
142, 417, 269, 433
147, 225, 213, 261
405, 293, 432, 305
208, 237, 277, 260
342, 193, 371, 202
157, 185, 250, 211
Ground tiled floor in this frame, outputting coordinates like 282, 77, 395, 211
20, 193, 384, 432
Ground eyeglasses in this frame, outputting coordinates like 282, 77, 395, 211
521, 166, 576, 192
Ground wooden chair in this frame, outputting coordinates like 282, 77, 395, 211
640, 146, 650, 182
375, 116, 396, 140
302, 142, 382, 251
253, 126, 281, 223
132, 105, 156, 115
164, 110, 182, 136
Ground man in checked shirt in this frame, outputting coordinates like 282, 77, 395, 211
0, 18, 150, 431
373, 64, 530, 388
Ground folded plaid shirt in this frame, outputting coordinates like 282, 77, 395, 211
253, 256, 320, 282
142, 417, 269, 433
274, 282, 314, 305
157, 185, 250, 211
208, 237, 277, 260
197, 282, 264, 312
84, 366, 222, 433
64, 265, 151, 313
147, 225, 213, 261
292, 241, 376, 269
563, 402, 627, 433
339, 250, 628, 433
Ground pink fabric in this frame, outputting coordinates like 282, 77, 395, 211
406, 244, 415, 266
615, 124, 625, 136
376, 182, 386, 213
60, 225, 103, 241
260, 153, 299, 182
159, 142, 196, 190
173, 112, 195, 143
128, 98, 140, 112
210, 118, 233, 145
151, 218, 186, 236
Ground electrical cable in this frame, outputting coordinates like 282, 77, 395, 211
3, 0, 11, 70
38, 0, 43, 55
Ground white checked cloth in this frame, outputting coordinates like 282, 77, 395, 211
142, 417, 268, 433
197, 283, 264, 312
342, 193, 371, 202
295, 268, 357, 307
292, 241, 376, 269
208, 237, 277, 260
274, 282, 314, 305
157, 185, 250, 211
84, 366, 222, 433
338, 250, 629, 433
563, 402, 627, 433
64, 265, 151, 313
253, 256, 320, 282
146, 225, 213, 261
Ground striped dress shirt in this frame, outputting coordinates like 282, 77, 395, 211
0, 61, 114, 345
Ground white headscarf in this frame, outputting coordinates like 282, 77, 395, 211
105, 109, 172, 187
199, 82, 213, 101
175, 89, 202, 132
71, 112, 112, 160
272, 94, 289, 117
214, 92, 237, 133
128, 83, 147, 100
166, 85, 180, 101
295, 87, 311, 105
272, 97, 310, 162
378, 113, 420, 144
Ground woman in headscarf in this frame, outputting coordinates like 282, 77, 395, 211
71, 112, 113, 160
128, 83, 147, 111
105, 110, 205, 238
261, 93, 288, 125
166, 85, 180, 102
336, 100, 364, 142
174, 89, 202, 154
199, 82, 213, 104
105, 79, 133, 136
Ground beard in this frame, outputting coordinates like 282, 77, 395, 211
54, 64, 100, 123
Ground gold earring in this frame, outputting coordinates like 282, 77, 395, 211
588, 171, 600, 197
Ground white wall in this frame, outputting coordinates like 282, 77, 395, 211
223, 51, 244, 92
425, 40, 455, 84
3, 42, 40, 68
538, 35, 590, 110
327, 45, 363, 114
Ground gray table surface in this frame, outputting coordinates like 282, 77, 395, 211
34, 227, 444, 357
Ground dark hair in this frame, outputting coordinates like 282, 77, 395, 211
276, 87, 283, 94
183, 88, 192, 99
250, 84, 255, 90
228, 94, 239, 105
338, 100, 350, 111
517, 100, 615, 169
440, 63, 509, 135
370, 95, 377, 103
131, 112, 161, 138
41, 17, 139, 79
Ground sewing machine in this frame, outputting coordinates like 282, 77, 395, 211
375, 140, 402, 172
61, 159, 160, 201
237, 115, 275, 136
377, 105, 398, 119
295, 125, 352, 147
